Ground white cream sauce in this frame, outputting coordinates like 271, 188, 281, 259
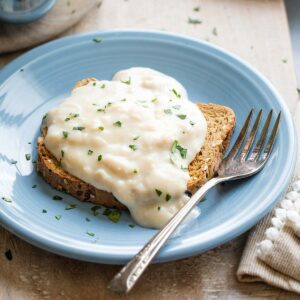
44, 68, 207, 228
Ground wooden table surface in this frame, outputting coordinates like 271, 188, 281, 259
1, 0, 299, 299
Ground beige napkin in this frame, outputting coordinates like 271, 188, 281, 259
237, 101, 300, 294
0, 0, 99, 54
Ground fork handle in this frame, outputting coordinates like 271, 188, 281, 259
108, 177, 223, 293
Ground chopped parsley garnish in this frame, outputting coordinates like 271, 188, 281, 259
97, 155, 102, 162
42, 113, 48, 121
65, 113, 79, 121
297, 88, 300, 94
200, 197, 207, 203
113, 121, 122, 127
155, 189, 162, 197
25, 153, 31, 161
93, 82, 96, 86
2, 197, 12, 203
107, 210, 122, 223
63, 131, 69, 138
158, 206, 161, 211
177, 114, 186, 120
73, 126, 85, 131
65, 204, 77, 210
61, 150, 65, 157
32, 184, 37, 188
212, 27, 218, 36
91, 205, 101, 216
121, 77, 131, 85
164, 109, 172, 115
42, 209, 47, 213
128, 224, 135, 228
133, 136, 140, 140
120, 98, 127, 102
85, 217, 91, 222
5, 249, 12, 261
87, 149, 93, 155
171, 140, 187, 159
165, 194, 172, 201
129, 144, 137, 151
189, 121, 195, 126
55, 215, 62, 220
93, 37, 102, 43
193, 6, 200, 11
132, 168, 138, 174
28, 142, 31, 144
172, 105, 181, 110
181, 165, 188, 171
151, 98, 158, 103
98, 126, 104, 131
10, 160, 17, 164
103, 208, 111, 216
188, 17, 202, 25
86, 231, 95, 237
32, 160, 37, 164
282, 59, 287, 63
171, 88, 181, 98
101, 84, 106, 88
52, 195, 63, 200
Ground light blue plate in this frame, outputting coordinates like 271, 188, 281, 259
0, 30, 297, 264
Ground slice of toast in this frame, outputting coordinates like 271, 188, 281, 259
37, 79, 235, 209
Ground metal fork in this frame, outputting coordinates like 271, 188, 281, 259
108, 109, 281, 293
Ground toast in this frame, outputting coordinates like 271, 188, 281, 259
37, 79, 235, 209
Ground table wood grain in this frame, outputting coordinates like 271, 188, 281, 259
1, 0, 299, 299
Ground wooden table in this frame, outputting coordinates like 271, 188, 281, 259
1, 0, 299, 299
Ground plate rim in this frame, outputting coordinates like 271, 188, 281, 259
0, 29, 297, 264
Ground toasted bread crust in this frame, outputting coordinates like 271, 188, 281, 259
36, 79, 235, 208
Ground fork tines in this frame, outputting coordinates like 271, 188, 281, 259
227, 109, 281, 162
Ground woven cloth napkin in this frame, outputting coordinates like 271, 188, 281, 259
237, 100, 300, 294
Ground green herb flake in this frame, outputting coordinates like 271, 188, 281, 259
164, 109, 172, 115
212, 27, 218, 36
171, 88, 181, 98
52, 195, 63, 201
32, 184, 37, 188
171, 140, 187, 158
193, 6, 200, 11
133, 136, 140, 140
62, 131, 69, 138
28, 142, 31, 144
188, 17, 202, 25
55, 215, 62, 220
61, 150, 65, 157
85, 217, 91, 222
2, 197, 12, 203
32, 160, 37, 164
200, 197, 207, 203
171, 140, 178, 153
157, 206, 161, 211
91, 205, 101, 216
65, 204, 77, 210
129, 144, 137, 151
121, 77, 131, 85
93, 82, 97, 87
297, 88, 300, 94
98, 126, 104, 131
65, 113, 79, 121
107, 210, 122, 223
73, 126, 85, 131
10, 160, 17, 165
93, 37, 102, 43
132, 168, 138, 174
181, 165, 188, 171
86, 231, 95, 237
155, 189, 162, 197
87, 149, 93, 155
101, 84, 106, 88
42, 113, 48, 121
42, 209, 47, 213
177, 114, 186, 120
282, 59, 287, 63
97, 154, 102, 162
113, 121, 122, 127
151, 98, 158, 103
25, 153, 31, 161
128, 224, 135, 228
189, 121, 195, 126
103, 208, 111, 216
172, 105, 181, 110
165, 194, 172, 201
